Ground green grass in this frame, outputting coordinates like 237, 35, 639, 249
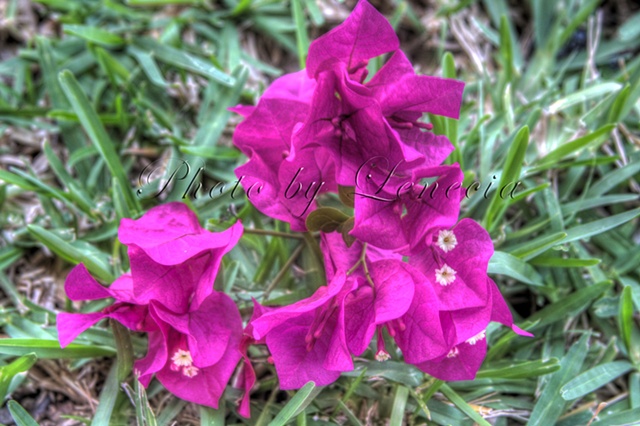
1, 0, 640, 424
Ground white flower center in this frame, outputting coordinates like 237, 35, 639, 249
435, 264, 456, 286
446, 347, 459, 358
437, 229, 457, 252
171, 349, 199, 378
171, 349, 193, 367
466, 330, 486, 345
375, 350, 391, 362
182, 365, 200, 378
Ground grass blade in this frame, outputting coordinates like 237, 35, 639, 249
561, 361, 633, 400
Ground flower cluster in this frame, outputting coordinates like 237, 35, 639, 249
233, 0, 531, 390
57, 0, 531, 416
57, 203, 254, 416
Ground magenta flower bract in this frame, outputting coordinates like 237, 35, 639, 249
58, 203, 247, 413
136, 292, 243, 409
57, 265, 151, 348
231, 72, 336, 230
118, 202, 243, 313
250, 274, 356, 389
351, 164, 464, 252
231, 0, 465, 229
305, 0, 399, 81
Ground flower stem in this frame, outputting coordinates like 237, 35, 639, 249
244, 228, 305, 239
263, 243, 304, 300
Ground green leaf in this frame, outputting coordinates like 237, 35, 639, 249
200, 405, 224, 426
438, 52, 461, 166
58, 70, 140, 214
560, 361, 633, 400
36, 37, 90, 179
536, 124, 614, 165
91, 363, 119, 426
525, 281, 612, 331
498, 15, 514, 82
0, 353, 37, 402
477, 358, 560, 379
64, 25, 125, 48
488, 251, 544, 286
156, 398, 186, 426
270, 381, 317, 426
440, 384, 491, 426
42, 140, 96, 218
128, 46, 167, 87
484, 125, 529, 231
335, 400, 362, 426
122, 379, 157, 426
529, 256, 601, 268
587, 162, 640, 197
8, 401, 39, 426
548, 82, 623, 114
192, 66, 248, 147
0, 339, 115, 358
305, 207, 350, 233
561, 208, 640, 244
343, 362, 423, 387
509, 231, 567, 260
27, 225, 114, 283
390, 386, 409, 426
529, 334, 590, 426
591, 408, 640, 426
556, 0, 601, 49
112, 321, 134, 382
134, 38, 234, 86
126, 0, 204, 6
338, 185, 355, 208
608, 84, 631, 123
619, 285, 635, 358
561, 194, 639, 215
292, 0, 309, 69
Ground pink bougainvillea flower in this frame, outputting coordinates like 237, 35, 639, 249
250, 274, 356, 389
320, 227, 401, 281
319, 233, 447, 363
293, 66, 425, 187
135, 292, 244, 410
231, 1, 466, 230
367, 50, 464, 166
343, 260, 421, 357
294, 0, 464, 187
117, 202, 243, 313
386, 265, 451, 364
59, 203, 248, 413
351, 163, 464, 252
306, 0, 399, 82
231, 72, 336, 230
57, 266, 245, 411
487, 278, 533, 338
57, 264, 151, 347
409, 218, 493, 311
414, 278, 532, 381
414, 332, 488, 381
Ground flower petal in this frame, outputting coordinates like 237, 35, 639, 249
306, 0, 399, 78
64, 264, 111, 301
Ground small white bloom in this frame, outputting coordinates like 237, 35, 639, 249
446, 347, 460, 358
437, 229, 458, 252
182, 365, 200, 378
435, 264, 456, 286
171, 349, 193, 367
466, 330, 486, 345
375, 350, 391, 362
